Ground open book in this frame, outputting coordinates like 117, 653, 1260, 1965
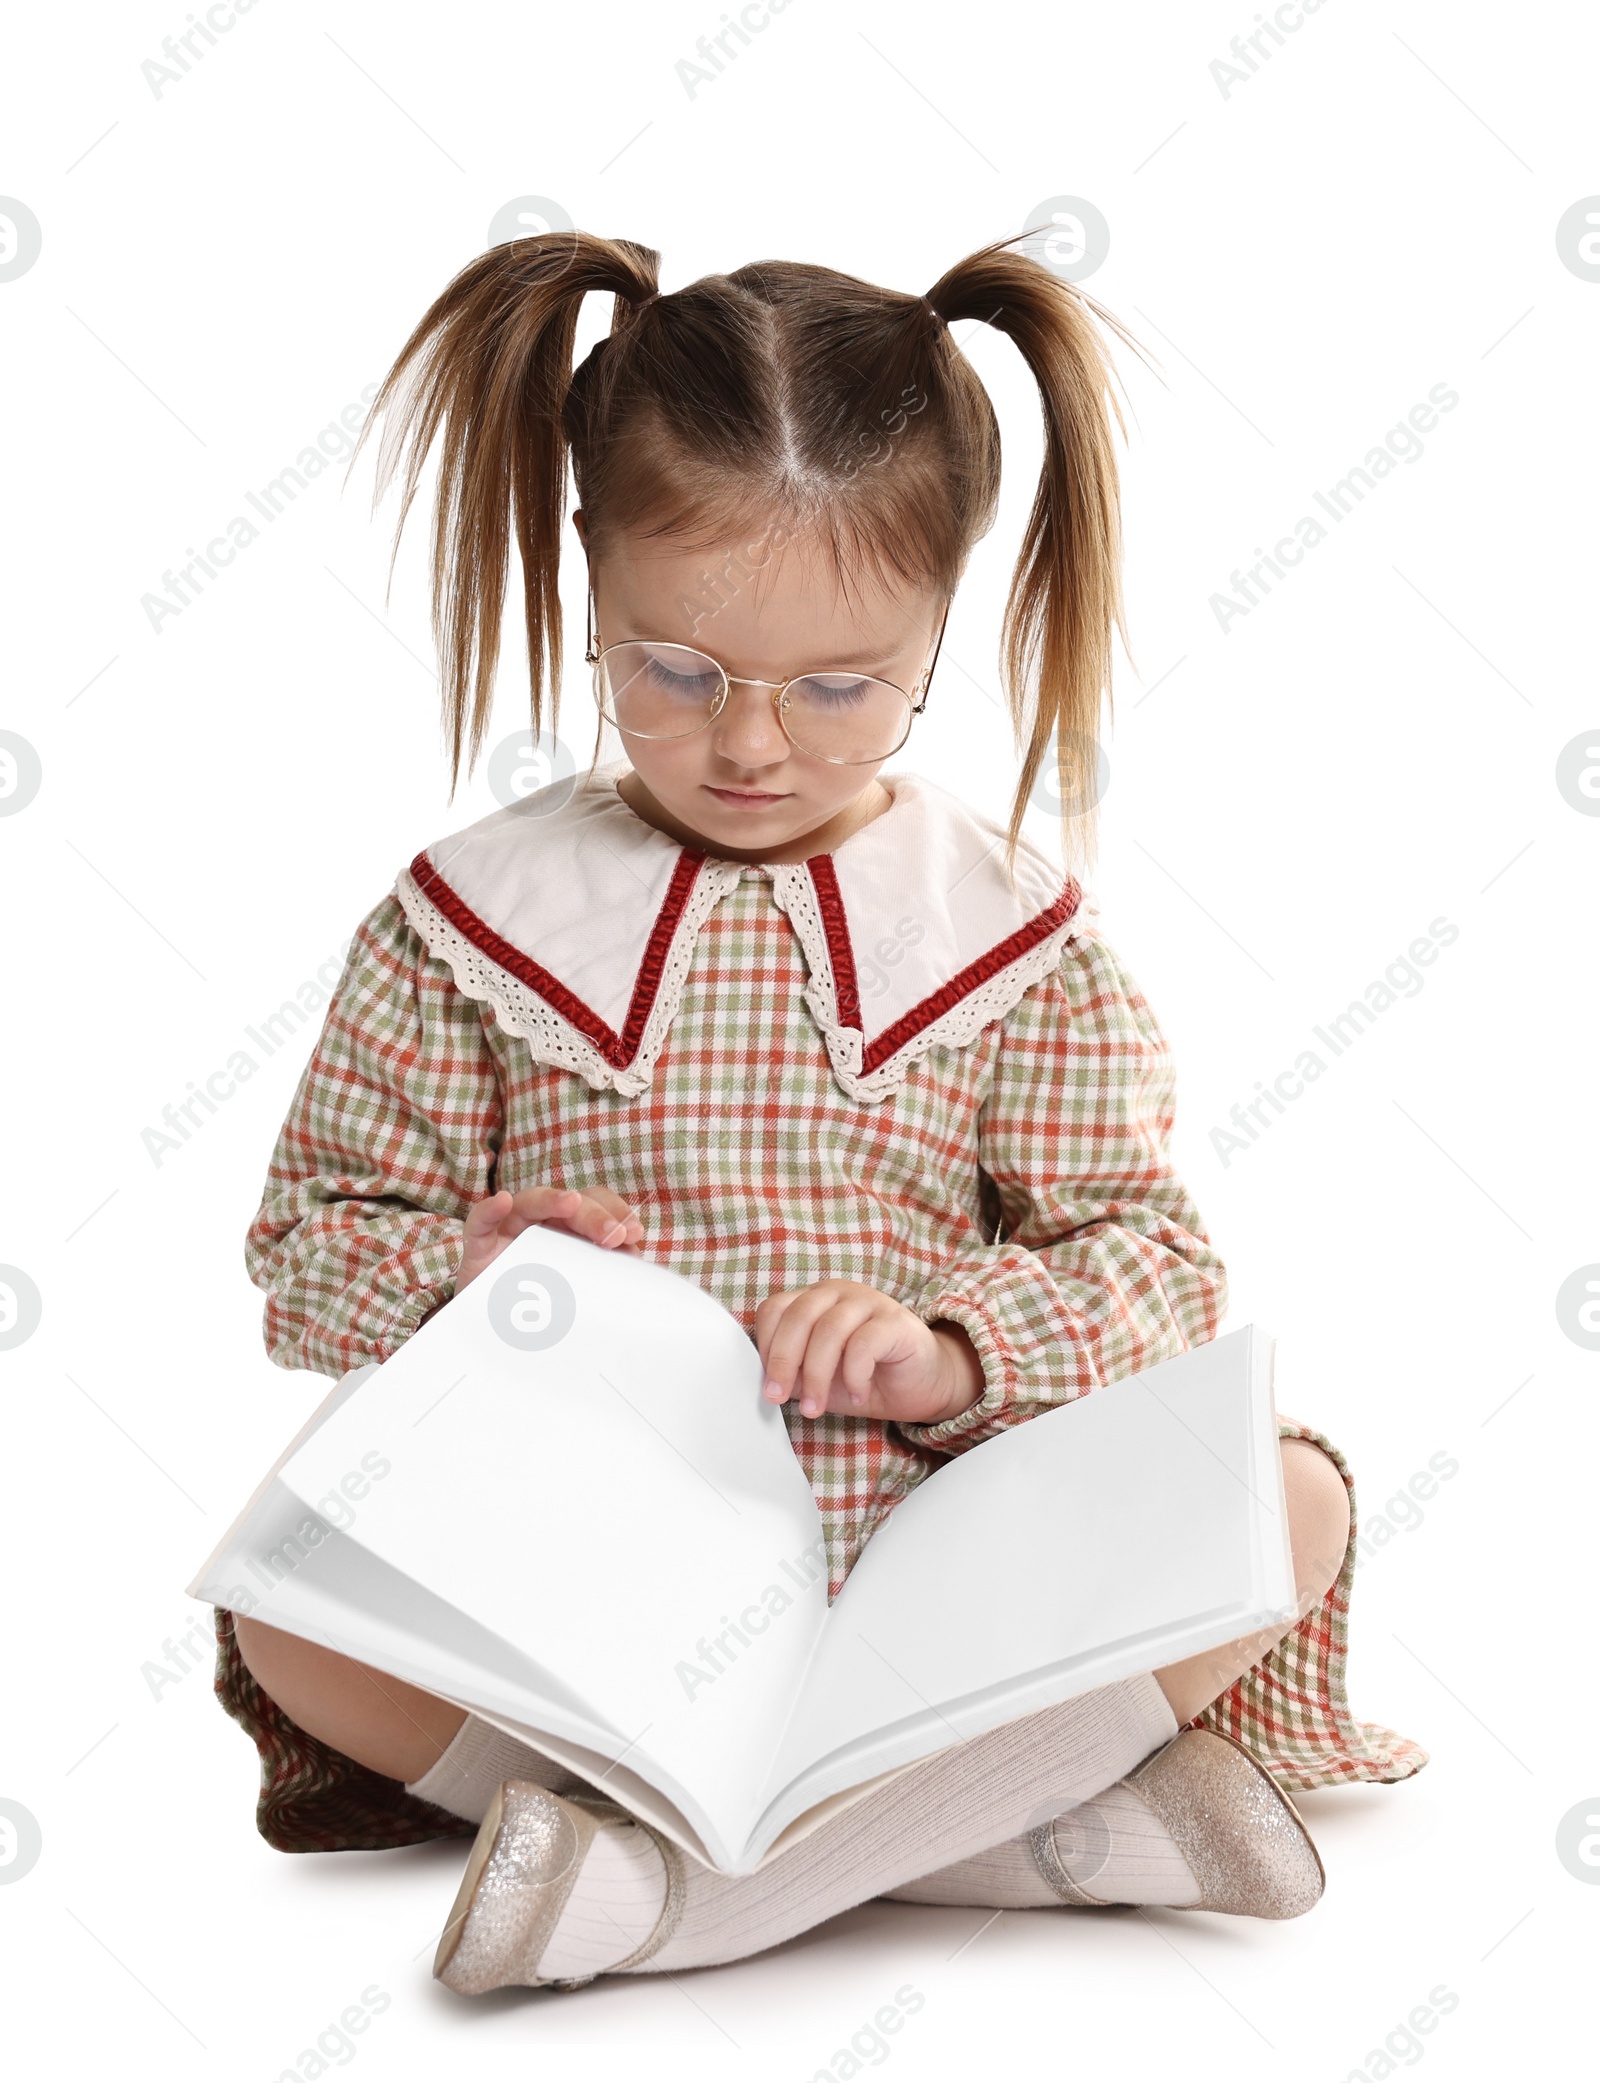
191, 1228, 1294, 1875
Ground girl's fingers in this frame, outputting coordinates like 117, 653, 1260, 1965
837, 1316, 896, 1403
760, 1289, 880, 1418
458, 1185, 644, 1291
752, 1289, 797, 1369
795, 1300, 882, 1416
795, 1299, 891, 1416
757, 1288, 822, 1405
758, 1286, 851, 1405
586, 1187, 646, 1249
573, 1195, 641, 1248
503, 1185, 643, 1249
462, 1188, 513, 1238
500, 1186, 578, 1237
455, 1191, 516, 1290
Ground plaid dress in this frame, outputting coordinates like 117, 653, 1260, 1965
214, 764, 1425, 1852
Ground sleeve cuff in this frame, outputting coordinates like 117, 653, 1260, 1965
368, 1230, 464, 1358
274, 1223, 467, 1378
895, 1245, 1083, 1455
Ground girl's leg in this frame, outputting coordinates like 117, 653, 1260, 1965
233, 1615, 588, 1824
232, 1614, 467, 1784
884, 1436, 1352, 1910
639, 1673, 1180, 1971
437, 1672, 1180, 1987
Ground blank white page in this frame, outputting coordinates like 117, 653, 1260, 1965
759, 1327, 1295, 1828
272, 1227, 829, 1858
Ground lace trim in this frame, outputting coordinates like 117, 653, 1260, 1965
397, 846, 1086, 1107
395, 858, 743, 1097
771, 863, 1086, 1105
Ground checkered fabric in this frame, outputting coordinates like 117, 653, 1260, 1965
215, 868, 1425, 1853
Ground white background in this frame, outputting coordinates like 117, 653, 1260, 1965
2, 0, 1595, 2074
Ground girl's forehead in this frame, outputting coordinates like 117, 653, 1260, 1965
595, 534, 940, 647
604, 566, 941, 670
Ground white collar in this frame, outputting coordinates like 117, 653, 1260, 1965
395, 759, 1085, 1104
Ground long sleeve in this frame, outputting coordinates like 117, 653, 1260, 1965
897, 925, 1227, 1455
244, 894, 504, 1378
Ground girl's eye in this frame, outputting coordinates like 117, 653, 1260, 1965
791, 675, 872, 708
644, 656, 721, 698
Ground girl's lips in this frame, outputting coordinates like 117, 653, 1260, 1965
705, 785, 788, 806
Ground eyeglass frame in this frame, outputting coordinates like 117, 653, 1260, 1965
582, 589, 951, 767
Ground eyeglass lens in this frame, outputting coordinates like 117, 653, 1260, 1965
595, 642, 913, 762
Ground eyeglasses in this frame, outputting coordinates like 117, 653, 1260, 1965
583, 593, 950, 766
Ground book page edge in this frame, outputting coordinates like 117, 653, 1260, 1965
183, 1364, 380, 1602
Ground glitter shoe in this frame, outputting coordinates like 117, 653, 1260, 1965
1029, 1728, 1325, 1919
433, 1781, 684, 1995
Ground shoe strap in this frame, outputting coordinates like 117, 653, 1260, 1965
1028, 1818, 1110, 1907
558, 1792, 687, 1976
604, 1831, 687, 1972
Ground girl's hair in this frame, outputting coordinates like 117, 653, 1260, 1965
355, 228, 1144, 868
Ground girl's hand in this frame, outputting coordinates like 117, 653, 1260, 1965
455, 1185, 645, 1293
754, 1279, 987, 1427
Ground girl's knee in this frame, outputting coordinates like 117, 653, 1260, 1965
233, 1614, 350, 1704
231, 1612, 467, 1780
232, 1611, 281, 1686
1280, 1438, 1351, 1603
233, 1616, 308, 1699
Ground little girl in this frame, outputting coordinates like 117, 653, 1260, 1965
216, 229, 1425, 1993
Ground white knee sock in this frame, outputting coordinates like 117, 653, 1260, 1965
521, 1672, 1177, 1977
405, 1715, 585, 1824
882, 1775, 1201, 1908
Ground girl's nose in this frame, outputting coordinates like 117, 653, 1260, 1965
711, 680, 787, 765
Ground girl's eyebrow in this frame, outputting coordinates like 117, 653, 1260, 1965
780, 644, 903, 673
641, 634, 906, 675
749, 651, 903, 679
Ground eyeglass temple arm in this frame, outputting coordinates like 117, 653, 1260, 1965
915, 601, 951, 710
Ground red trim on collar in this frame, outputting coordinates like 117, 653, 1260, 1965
408, 846, 707, 1070
805, 857, 1082, 1073
805, 854, 861, 1029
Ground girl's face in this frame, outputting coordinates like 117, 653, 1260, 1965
574, 515, 949, 865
